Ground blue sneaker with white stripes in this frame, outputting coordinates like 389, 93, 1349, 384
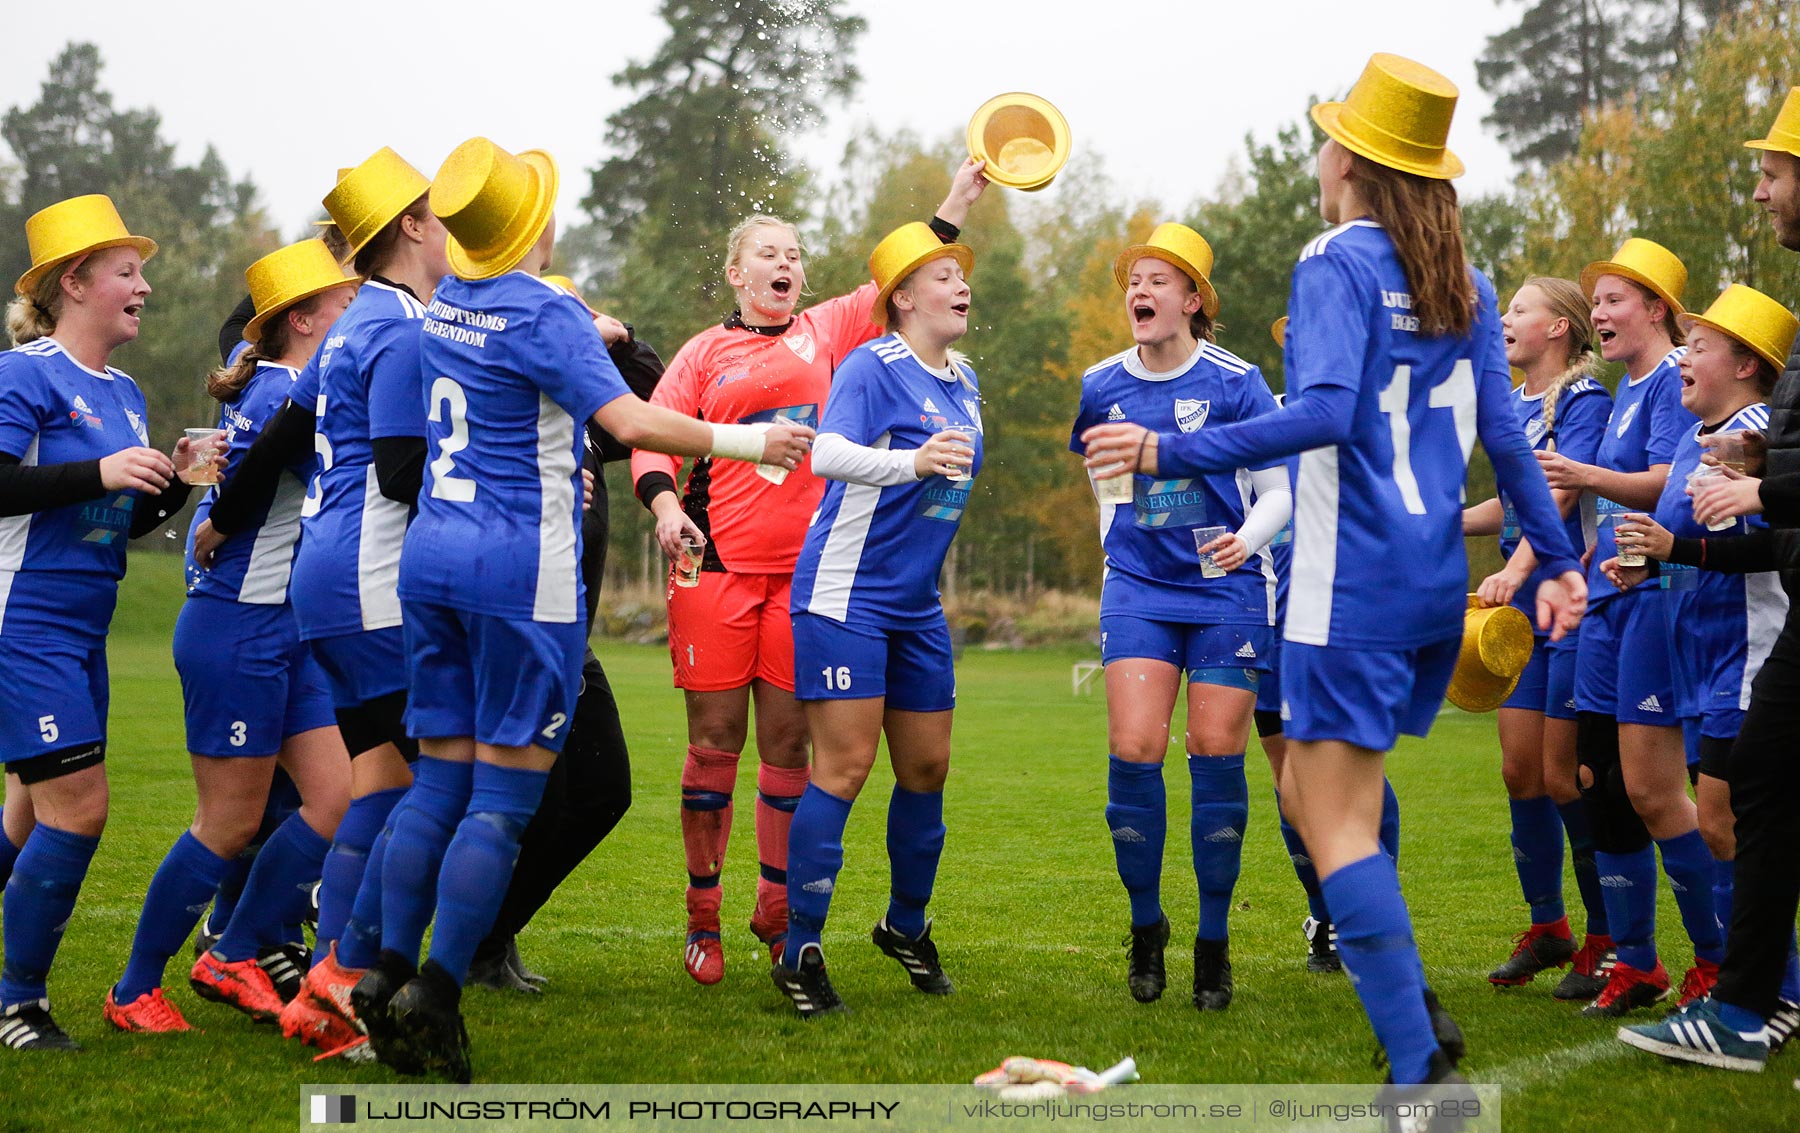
1618, 998, 1768, 1072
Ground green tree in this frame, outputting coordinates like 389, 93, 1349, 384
0, 43, 276, 449
567, 0, 865, 345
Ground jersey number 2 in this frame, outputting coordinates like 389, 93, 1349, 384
1379, 359, 1477, 515
429, 377, 477, 503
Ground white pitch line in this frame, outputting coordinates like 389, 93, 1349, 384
1478, 1035, 1630, 1094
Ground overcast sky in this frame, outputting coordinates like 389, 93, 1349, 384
1, 0, 1522, 237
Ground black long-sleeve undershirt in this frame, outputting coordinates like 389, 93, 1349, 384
206, 397, 315, 535
1668, 529, 1780, 575
0, 451, 191, 535
372, 435, 425, 506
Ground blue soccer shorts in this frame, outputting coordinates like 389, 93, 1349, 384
173, 594, 336, 757
1501, 634, 1578, 720
308, 625, 410, 710
1101, 614, 1270, 692
402, 600, 586, 753
1574, 593, 1678, 726
790, 611, 956, 712
1280, 636, 1461, 752
0, 631, 108, 766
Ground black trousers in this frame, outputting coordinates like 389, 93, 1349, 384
477, 648, 632, 958
1713, 618, 1800, 1018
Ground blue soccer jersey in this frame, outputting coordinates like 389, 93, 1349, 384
791, 335, 985, 629
1069, 341, 1282, 626
288, 280, 427, 639
0, 339, 153, 639
1587, 349, 1693, 606
1154, 220, 1578, 651
185, 361, 315, 604
1498, 377, 1610, 619
1653, 404, 1787, 730
398, 273, 630, 623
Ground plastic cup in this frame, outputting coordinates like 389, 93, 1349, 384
756, 463, 790, 485
1705, 432, 1749, 474
184, 428, 223, 485
1686, 467, 1736, 531
943, 430, 974, 482
676, 533, 703, 588
1194, 526, 1230, 578
1094, 466, 1133, 505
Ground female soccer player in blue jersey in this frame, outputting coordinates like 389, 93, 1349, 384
0, 195, 211, 1051
1082, 55, 1584, 1086
354, 138, 812, 1081
771, 221, 982, 1018
104, 240, 357, 1034
192, 148, 454, 1051
1069, 223, 1291, 1009
1536, 239, 1716, 1016
1460, 278, 1616, 996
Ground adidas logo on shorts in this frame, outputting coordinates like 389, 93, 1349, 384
1107, 403, 1125, 421
1111, 826, 1147, 844
1637, 694, 1664, 714
1235, 642, 1256, 659
801, 878, 834, 894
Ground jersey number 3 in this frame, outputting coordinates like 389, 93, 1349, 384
429, 377, 477, 503
1379, 360, 1477, 516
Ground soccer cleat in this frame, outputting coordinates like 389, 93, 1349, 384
1488, 921, 1576, 986
1303, 915, 1342, 974
750, 908, 788, 965
103, 987, 191, 1033
0, 999, 80, 1051
279, 987, 361, 1054
1124, 915, 1170, 1003
468, 939, 540, 995
1552, 936, 1615, 1001
1377, 1048, 1474, 1133
1674, 957, 1721, 1009
387, 963, 471, 1083
872, 918, 954, 995
505, 937, 547, 986
296, 942, 363, 1025
191, 910, 221, 960
1193, 938, 1233, 1011
1581, 958, 1671, 1017
351, 952, 422, 1076
1423, 986, 1465, 1066
189, 951, 285, 1023
770, 943, 848, 1019
257, 942, 311, 1004
1618, 997, 1769, 1072
684, 931, 725, 985
1767, 998, 1800, 1055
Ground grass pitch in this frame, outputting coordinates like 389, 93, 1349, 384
0, 554, 1792, 1131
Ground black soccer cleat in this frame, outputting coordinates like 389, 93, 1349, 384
872, 918, 954, 995
387, 962, 471, 1084
1303, 915, 1342, 974
192, 910, 222, 961
1193, 937, 1234, 1012
1124, 915, 1170, 1003
1423, 986, 1465, 1066
1488, 923, 1576, 986
1768, 998, 1800, 1055
770, 943, 848, 1019
258, 941, 312, 1004
1552, 937, 1615, 1001
468, 936, 541, 995
0, 999, 80, 1052
352, 950, 423, 1075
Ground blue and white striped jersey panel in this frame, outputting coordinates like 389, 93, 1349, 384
1742, 572, 1787, 709
532, 393, 580, 624
0, 436, 38, 636
235, 477, 306, 605
804, 433, 891, 624
355, 465, 407, 630
1286, 446, 1340, 646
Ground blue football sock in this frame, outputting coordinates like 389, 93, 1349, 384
1713, 857, 1734, 942
1106, 756, 1166, 928
214, 813, 330, 962
1275, 790, 1329, 922
209, 848, 255, 933
1718, 1000, 1765, 1034
2, 824, 100, 1006
1509, 795, 1566, 924
316, 786, 403, 965
1596, 847, 1659, 971
1190, 754, 1247, 942
783, 784, 854, 970
336, 826, 391, 971
0, 831, 20, 891
1782, 938, 1800, 1004
1556, 798, 1608, 937
1321, 853, 1436, 1085
426, 762, 548, 986
114, 831, 231, 1002
379, 756, 474, 966
1655, 830, 1723, 965
1379, 777, 1400, 863
885, 785, 945, 940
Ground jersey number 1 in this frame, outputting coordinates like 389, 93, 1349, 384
1379, 359, 1477, 516
429, 377, 477, 503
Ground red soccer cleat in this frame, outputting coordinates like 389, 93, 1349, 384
684, 932, 725, 985
1581, 958, 1671, 1017
103, 987, 192, 1033
1676, 957, 1722, 1009
190, 952, 286, 1023
279, 987, 361, 1053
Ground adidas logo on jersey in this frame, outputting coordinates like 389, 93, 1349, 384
1107, 403, 1126, 421
1636, 694, 1664, 714
1110, 826, 1147, 844
1234, 642, 1257, 659
1202, 826, 1243, 844
801, 877, 834, 894
922, 397, 941, 413
72, 395, 94, 415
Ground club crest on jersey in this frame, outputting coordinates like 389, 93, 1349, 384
783, 331, 817, 364
124, 407, 148, 444
69, 395, 102, 430
1615, 401, 1640, 438
1106, 403, 1126, 421
1526, 418, 1548, 446
1175, 398, 1210, 433
962, 399, 983, 433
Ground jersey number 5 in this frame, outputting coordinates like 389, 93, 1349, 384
429, 377, 477, 503
1378, 360, 1477, 516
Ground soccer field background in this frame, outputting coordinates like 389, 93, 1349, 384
0, 554, 1791, 1132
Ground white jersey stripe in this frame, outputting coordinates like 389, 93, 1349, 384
1741, 571, 1787, 710
808, 433, 891, 621
356, 465, 407, 630
1285, 446, 1341, 646
531, 392, 580, 623
237, 477, 306, 605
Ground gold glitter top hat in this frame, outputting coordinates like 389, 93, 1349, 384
17, 194, 157, 297
967, 93, 1070, 192
1678, 284, 1799, 372
1310, 54, 1464, 180
1112, 223, 1220, 319
1447, 597, 1535, 713
1745, 87, 1800, 160
868, 222, 974, 328
1580, 238, 1687, 317
323, 148, 430, 261
430, 138, 558, 281
242, 239, 358, 343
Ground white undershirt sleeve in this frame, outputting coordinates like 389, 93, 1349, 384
1235, 464, 1293, 553
810, 432, 921, 487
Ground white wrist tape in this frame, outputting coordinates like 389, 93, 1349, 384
709, 422, 768, 463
